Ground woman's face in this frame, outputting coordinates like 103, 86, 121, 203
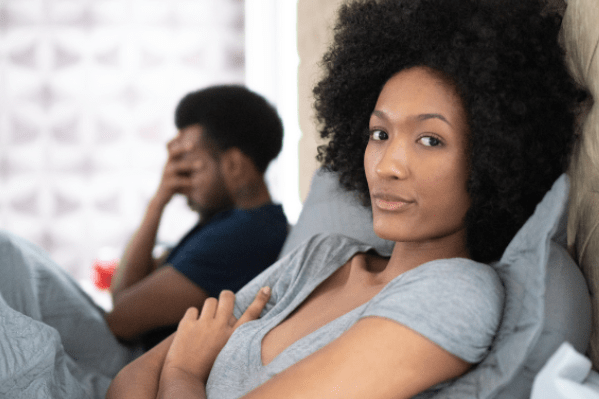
364, 66, 471, 251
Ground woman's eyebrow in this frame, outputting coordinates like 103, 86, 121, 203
415, 113, 453, 127
371, 110, 453, 127
371, 110, 387, 120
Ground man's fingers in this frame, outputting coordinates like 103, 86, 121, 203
168, 158, 201, 174
169, 176, 193, 190
167, 137, 192, 157
236, 287, 271, 327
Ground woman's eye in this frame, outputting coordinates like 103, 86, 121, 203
370, 130, 388, 141
419, 136, 442, 147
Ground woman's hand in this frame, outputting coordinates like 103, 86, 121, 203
162, 287, 271, 384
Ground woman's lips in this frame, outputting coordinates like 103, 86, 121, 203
372, 194, 414, 211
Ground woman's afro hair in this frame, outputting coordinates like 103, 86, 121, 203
314, 0, 581, 263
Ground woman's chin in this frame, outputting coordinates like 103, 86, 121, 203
372, 226, 403, 243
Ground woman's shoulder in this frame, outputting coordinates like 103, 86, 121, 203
366, 258, 504, 364
371, 257, 504, 328
416, 257, 501, 284
388, 257, 503, 303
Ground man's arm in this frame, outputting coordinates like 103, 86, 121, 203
106, 133, 208, 340
110, 198, 167, 302
110, 135, 195, 301
106, 265, 209, 341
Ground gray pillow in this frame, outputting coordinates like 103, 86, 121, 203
278, 168, 394, 258
437, 174, 591, 398
283, 169, 591, 398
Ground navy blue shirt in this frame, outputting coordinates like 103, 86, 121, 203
166, 203, 288, 297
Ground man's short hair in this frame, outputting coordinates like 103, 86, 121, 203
175, 85, 284, 173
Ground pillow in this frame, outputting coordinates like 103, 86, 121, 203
433, 174, 591, 398
278, 168, 394, 258
562, 0, 599, 370
284, 169, 591, 398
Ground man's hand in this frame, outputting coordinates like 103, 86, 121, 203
153, 136, 201, 208
110, 134, 201, 304
162, 287, 271, 384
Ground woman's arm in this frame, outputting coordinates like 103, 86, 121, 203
106, 287, 271, 399
154, 313, 470, 399
157, 288, 271, 398
242, 316, 471, 399
106, 333, 174, 399
239, 262, 501, 398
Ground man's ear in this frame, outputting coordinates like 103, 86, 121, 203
220, 147, 250, 183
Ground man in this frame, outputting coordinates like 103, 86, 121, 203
105, 85, 288, 346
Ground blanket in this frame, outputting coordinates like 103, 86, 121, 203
0, 231, 140, 399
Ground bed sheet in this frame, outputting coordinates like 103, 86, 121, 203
0, 231, 140, 399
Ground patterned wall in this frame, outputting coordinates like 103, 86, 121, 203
0, 0, 245, 285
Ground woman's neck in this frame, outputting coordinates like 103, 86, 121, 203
384, 231, 471, 277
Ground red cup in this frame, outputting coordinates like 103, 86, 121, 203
92, 259, 117, 290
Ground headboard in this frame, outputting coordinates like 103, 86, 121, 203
563, 0, 599, 370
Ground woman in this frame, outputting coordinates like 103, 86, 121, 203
107, 0, 580, 398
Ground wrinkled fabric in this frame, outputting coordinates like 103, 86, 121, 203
532, 342, 599, 399
208, 234, 503, 399
0, 231, 140, 399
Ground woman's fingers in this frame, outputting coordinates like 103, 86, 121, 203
192, 287, 270, 328
200, 297, 218, 321
236, 287, 271, 327
179, 307, 199, 327
216, 290, 236, 322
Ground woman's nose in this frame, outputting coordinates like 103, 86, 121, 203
375, 138, 409, 179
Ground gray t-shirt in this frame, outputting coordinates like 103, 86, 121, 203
206, 234, 504, 398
